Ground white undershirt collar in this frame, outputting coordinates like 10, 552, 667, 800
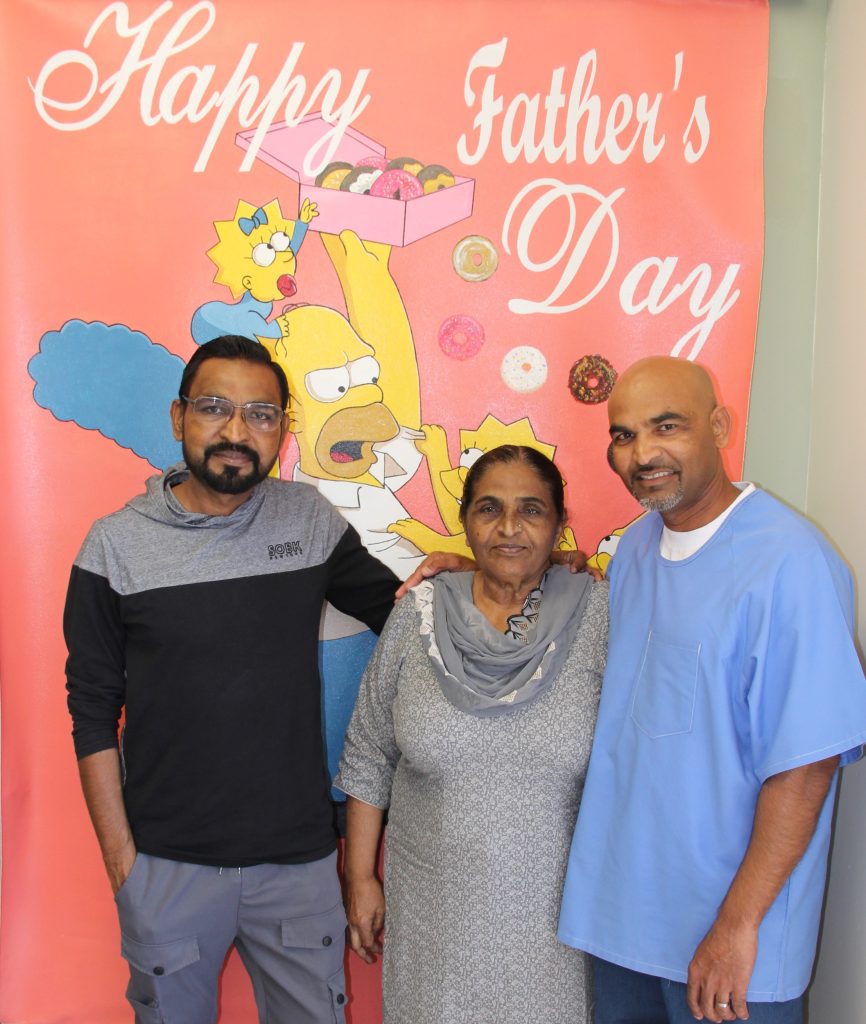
659, 483, 756, 561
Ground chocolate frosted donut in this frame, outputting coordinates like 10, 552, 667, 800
387, 156, 425, 176
568, 355, 617, 404
340, 166, 383, 194
419, 164, 456, 193
315, 161, 354, 189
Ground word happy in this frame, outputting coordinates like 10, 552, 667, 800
30, 9, 743, 358
29, 1, 370, 175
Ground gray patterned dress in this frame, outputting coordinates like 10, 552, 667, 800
336, 577, 608, 1024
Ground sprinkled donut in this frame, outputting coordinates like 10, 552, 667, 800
568, 354, 617, 404
356, 155, 390, 171
438, 314, 485, 360
370, 169, 424, 201
315, 161, 354, 189
500, 346, 548, 393
452, 235, 499, 283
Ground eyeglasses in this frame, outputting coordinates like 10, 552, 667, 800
181, 395, 285, 432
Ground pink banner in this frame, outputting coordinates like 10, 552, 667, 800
0, 1, 768, 1020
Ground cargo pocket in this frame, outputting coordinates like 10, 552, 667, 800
122, 932, 201, 979
327, 966, 349, 1021
281, 902, 347, 1021
281, 901, 347, 954
630, 633, 700, 738
126, 995, 164, 1023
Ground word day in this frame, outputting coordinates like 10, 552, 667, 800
503, 180, 740, 360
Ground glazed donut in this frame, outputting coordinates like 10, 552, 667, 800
437, 314, 485, 360
370, 169, 424, 201
315, 161, 354, 189
418, 164, 456, 193
387, 156, 425, 176
500, 346, 548, 393
452, 235, 499, 282
568, 354, 618, 404
340, 166, 383, 194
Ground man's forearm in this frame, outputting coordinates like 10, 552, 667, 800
717, 755, 839, 928
78, 748, 137, 894
687, 755, 839, 1020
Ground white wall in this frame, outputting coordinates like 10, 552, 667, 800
803, 0, 866, 1020
745, 0, 828, 509
744, 1, 866, 1018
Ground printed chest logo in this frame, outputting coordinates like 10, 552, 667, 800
268, 541, 303, 559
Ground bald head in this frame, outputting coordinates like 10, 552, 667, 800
607, 357, 738, 530
609, 357, 719, 421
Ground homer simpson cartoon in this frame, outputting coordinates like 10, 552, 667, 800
191, 197, 318, 344
389, 413, 579, 557
260, 229, 426, 789
263, 229, 426, 581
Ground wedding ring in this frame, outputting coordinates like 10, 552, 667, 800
715, 1001, 730, 1010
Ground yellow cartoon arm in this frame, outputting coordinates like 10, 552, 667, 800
416, 424, 463, 534
299, 198, 319, 223
388, 519, 473, 558
321, 230, 420, 429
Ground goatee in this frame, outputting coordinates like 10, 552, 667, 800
184, 441, 272, 495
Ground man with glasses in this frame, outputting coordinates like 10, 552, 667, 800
64, 335, 400, 1024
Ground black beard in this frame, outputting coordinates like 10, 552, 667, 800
183, 441, 271, 495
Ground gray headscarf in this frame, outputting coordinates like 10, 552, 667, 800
415, 565, 593, 717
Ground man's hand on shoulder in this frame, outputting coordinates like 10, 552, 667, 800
687, 916, 758, 1022
549, 546, 601, 580
395, 553, 477, 599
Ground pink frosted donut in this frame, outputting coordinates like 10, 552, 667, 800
437, 314, 485, 360
357, 155, 390, 171
369, 169, 424, 201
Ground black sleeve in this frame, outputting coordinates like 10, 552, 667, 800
64, 564, 127, 759
324, 525, 400, 635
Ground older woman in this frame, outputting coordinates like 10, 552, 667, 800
335, 445, 607, 1024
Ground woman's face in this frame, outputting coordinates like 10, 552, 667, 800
464, 460, 563, 589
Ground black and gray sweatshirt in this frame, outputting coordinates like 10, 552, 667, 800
64, 464, 398, 866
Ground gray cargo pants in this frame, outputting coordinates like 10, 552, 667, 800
114, 850, 347, 1023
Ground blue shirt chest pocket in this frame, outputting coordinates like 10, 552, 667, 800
630, 633, 701, 738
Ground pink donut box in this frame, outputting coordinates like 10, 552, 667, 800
235, 112, 475, 247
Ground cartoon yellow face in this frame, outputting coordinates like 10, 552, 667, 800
586, 517, 643, 575
441, 414, 558, 501
207, 199, 300, 302
264, 306, 399, 486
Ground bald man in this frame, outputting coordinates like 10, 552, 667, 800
557, 358, 866, 1024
